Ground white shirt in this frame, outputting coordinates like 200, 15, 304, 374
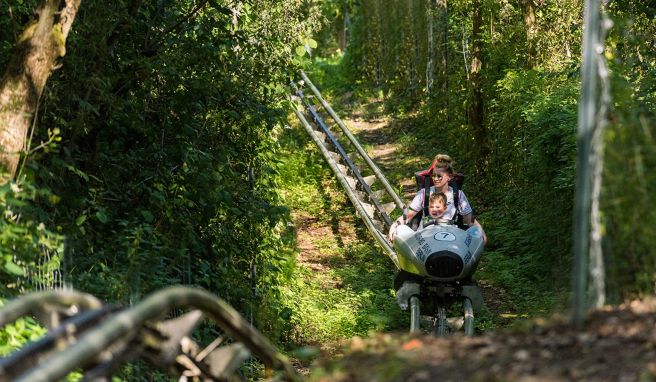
409, 186, 473, 220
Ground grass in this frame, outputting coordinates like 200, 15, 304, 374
476, 250, 570, 318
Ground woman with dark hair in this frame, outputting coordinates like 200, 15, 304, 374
388, 154, 486, 243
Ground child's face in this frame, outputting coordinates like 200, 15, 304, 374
428, 200, 446, 218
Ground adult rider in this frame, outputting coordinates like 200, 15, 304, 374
388, 154, 487, 244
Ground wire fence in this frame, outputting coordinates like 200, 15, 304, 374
17, 246, 68, 293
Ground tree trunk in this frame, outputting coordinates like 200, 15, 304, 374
469, 0, 486, 164
339, 7, 349, 53
437, 0, 448, 122
426, 1, 435, 94
521, 0, 537, 68
0, 0, 81, 181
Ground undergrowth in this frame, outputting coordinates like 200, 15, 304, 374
476, 250, 570, 317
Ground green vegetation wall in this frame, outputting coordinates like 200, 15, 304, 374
0, 0, 320, 338
602, 3, 656, 300
338, 0, 655, 302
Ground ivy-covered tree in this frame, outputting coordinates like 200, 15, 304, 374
0, 0, 80, 180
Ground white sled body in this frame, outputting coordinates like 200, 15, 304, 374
394, 223, 484, 282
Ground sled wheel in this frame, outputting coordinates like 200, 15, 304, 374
463, 297, 474, 336
409, 296, 420, 333
434, 305, 448, 336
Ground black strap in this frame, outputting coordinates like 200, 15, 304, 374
407, 176, 431, 231
422, 175, 431, 216
450, 183, 461, 226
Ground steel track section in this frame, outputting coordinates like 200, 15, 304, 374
293, 86, 394, 229
299, 71, 405, 213
292, 105, 399, 267
409, 296, 421, 333
463, 297, 474, 336
0, 287, 299, 382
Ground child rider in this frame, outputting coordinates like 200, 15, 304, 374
423, 191, 448, 227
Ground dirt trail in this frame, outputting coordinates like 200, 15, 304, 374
310, 299, 656, 381
292, 98, 401, 281
293, 206, 360, 287
340, 103, 420, 200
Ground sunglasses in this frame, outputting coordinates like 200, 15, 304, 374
431, 173, 446, 180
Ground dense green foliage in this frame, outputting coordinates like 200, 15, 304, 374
0, 0, 321, 341
602, 3, 656, 299
327, 0, 655, 306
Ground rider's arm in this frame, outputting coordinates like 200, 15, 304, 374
389, 209, 418, 241
462, 212, 474, 226
390, 191, 423, 241
462, 213, 487, 245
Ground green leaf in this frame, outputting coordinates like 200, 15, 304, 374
306, 38, 317, 49
140, 210, 154, 222
96, 211, 108, 224
66, 165, 89, 182
75, 215, 87, 226
4, 260, 24, 276
295, 45, 307, 57
77, 97, 100, 117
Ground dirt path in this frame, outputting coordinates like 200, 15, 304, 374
293, 203, 358, 278
285, 101, 407, 353
341, 102, 421, 200
310, 299, 656, 381
291, 97, 407, 299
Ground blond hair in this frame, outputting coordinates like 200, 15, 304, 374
433, 154, 454, 174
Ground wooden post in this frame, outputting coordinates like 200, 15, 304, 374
573, 0, 601, 324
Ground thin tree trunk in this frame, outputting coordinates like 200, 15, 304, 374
0, 0, 81, 181
426, 1, 435, 94
521, 0, 536, 68
338, 9, 347, 52
375, 0, 383, 87
409, 0, 418, 95
437, 0, 448, 122
469, 0, 486, 163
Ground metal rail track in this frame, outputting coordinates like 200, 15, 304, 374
0, 287, 299, 381
291, 71, 404, 268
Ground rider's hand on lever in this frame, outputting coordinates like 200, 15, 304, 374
389, 217, 404, 241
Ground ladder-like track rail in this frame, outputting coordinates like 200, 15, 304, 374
291, 72, 404, 268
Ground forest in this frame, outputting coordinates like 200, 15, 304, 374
0, 0, 655, 380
